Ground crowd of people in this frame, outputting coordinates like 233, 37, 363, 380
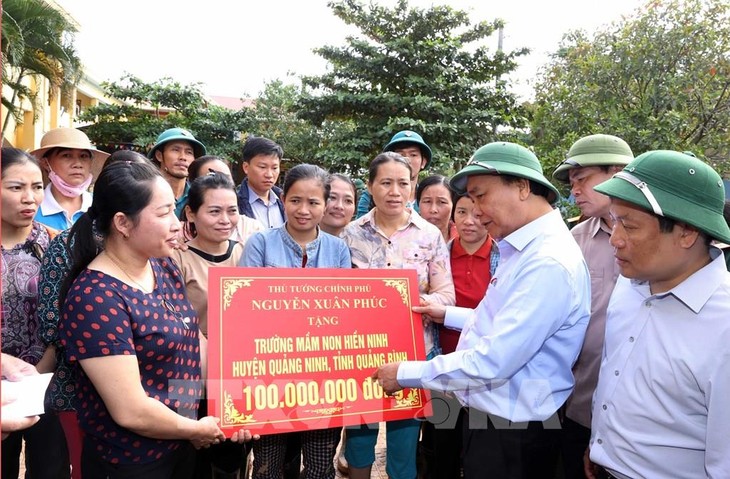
2, 123, 729, 479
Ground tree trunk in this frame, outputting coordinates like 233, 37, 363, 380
2, 69, 26, 138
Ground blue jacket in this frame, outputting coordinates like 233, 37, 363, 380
236, 178, 285, 221
240, 226, 351, 269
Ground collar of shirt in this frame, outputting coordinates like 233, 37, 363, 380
630, 247, 726, 314
499, 208, 563, 255
449, 234, 493, 260
355, 207, 427, 232
278, 224, 322, 256
39, 183, 92, 217
582, 215, 613, 238
247, 184, 280, 206
177, 181, 190, 200
1, 221, 43, 253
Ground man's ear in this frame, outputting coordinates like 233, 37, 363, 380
609, 165, 624, 175
517, 178, 531, 201
677, 223, 702, 249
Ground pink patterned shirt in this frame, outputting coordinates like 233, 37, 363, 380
342, 209, 455, 358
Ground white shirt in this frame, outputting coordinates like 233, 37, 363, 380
247, 186, 284, 229
35, 184, 92, 230
398, 209, 590, 422
590, 248, 730, 478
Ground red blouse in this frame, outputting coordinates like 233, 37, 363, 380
440, 235, 494, 353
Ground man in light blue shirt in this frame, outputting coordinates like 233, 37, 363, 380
236, 136, 286, 228
375, 142, 590, 479
585, 151, 730, 479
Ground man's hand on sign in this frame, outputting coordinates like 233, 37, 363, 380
372, 362, 403, 395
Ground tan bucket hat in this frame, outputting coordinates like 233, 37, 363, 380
30, 128, 109, 180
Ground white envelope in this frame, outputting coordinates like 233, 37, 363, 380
2, 373, 53, 418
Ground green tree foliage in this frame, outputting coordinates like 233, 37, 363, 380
531, 0, 730, 177
1, 0, 82, 137
80, 74, 249, 162
297, 0, 529, 175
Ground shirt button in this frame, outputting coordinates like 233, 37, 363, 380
387, 263, 391, 267
597, 439, 603, 445
645, 301, 652, 307
602, 404, 607, 410
629, 336, 635, 342
614, 370, 620, 376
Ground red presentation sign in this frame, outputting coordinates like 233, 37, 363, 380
207, 268, 432, 436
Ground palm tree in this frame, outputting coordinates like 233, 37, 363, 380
2, 0, 83, 138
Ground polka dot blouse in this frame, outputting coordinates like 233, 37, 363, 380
60, 257, 202, 465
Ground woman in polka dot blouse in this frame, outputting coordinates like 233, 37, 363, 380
58, 161, 254, 478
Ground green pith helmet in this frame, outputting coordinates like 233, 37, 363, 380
382, 130, 433, 169
552, 134, 634, 183
594, 150, 730, 244
451, 142, 559, 204
148, 127, 207, 159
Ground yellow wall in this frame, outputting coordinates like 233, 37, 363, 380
2, 71, 120, 151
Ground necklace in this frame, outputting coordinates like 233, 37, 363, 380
104, 251, 153, 293
104, 251, 189, 330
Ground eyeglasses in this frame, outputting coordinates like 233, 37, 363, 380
162, 298, 190, 330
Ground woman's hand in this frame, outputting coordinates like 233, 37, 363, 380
229, 428, 260, 443
1, 353, 38, 380
412, 299, 446, 324
190, 416, 226, 449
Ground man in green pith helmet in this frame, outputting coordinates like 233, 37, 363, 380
148, 127, 207, 218
374, 141, 591, 479
586, 151, 730, 478
552, 134, 634, 479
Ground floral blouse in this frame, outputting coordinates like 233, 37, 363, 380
342, 209, 455, 359
1, 221, 51, 364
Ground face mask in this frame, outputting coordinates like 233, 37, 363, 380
48, 168, 92, 198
